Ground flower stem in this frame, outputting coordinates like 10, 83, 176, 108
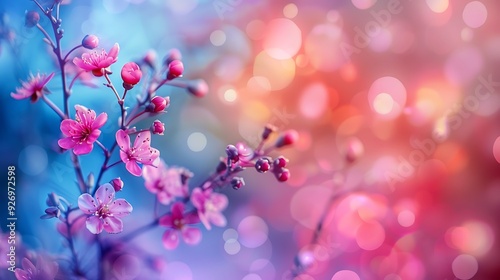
35, 24, 55, 49
42, 95, 65, 120
63, 210, 86, 277
63, 44, 83, 62
104, 73, 121, 101
68, 71, 85, 91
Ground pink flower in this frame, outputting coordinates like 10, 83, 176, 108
116, 130, 160, 176
159, 202, 201, 250
11, 72, 55, 102
14, 256, 58, 280
121, 62, 142, 85
73, 43, 119, 76
78, 184, 133, 234
142, 160, 189, 205
56, 209, 86, 238
191, 188, 228, 230
58, 105, 108, 155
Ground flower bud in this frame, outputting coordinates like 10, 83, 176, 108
225, 145, 239, 163
110, 178, 124, 192
187, 79, 208, 98
40, 207, 61, 219
143, 49, 157, 69
167, 60, 184, 80
25, 11, 40, 28
274, 129, 299, 148
82, 34, 99, 49
255, 157, 272, 173
273, 156, 288, 168
151, 120, 165, 135
46, 192, 61, 207
149, 96, 169, 112
230, 177, 245, 190
121, 62, 142, 86
164, 48, 182, 66
274, 168, 290, 182
262, 124, 276, 140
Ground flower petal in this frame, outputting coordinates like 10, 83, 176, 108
14, 268, 30, 279
190, 188, 205, 210
58, 137, 76, 150
95, 183, 115, 205
78, 193, 98, 214
208, 212, 227, 227
86, 216, 104, 234
162, 229, 179, 250
171, 202, 185, 219
116, 129, 130, 151
73, 143, 93, 155
108, 43, 120, 59
211, 193, 229, 210
182, 227, 202, 245
60, 119, 79, 136
103, 216, 123, 233
159, 214, 173, 227
126, 161, 142, 176
92, 112, 108, 130
22, 257, 36, 272
108, 198, 133, 217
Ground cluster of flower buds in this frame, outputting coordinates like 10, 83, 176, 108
216, 126, 298, 189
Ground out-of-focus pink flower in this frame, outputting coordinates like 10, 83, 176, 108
187, 79, 208, 98
11, 72, 55, 102
82, 34, 99, 50
142, 160, 188, 205
73, 43, 119, 76
151, 120, 165, 135
78, 184, 133, 234
275, 129, 299, 148
14, 256, 58, 280
191, 188, 228, 230
116, 130, 160, 176
142, 49, 157, 68
121, 62, 142, 85
25, 11, 40, 28
58, 105, 108, 155
159, 202, 201, 250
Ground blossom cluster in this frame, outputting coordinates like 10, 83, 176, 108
7, 1, 297, 279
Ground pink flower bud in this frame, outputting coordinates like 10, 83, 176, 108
167, 60, 184, 80
82, 34, 99, 49
262, 124, 276, 140
25, 11, 40, 28
275, 168, 290, 182
164, 48, 182, 65
110, 178, 124, 192
275, 130, 299, 148
150, 96, 169, 112
187, 79, 208, 98
255, 157, 272, 173
151, 120, 165, 135
121, 62, 142, 86
143, 49, 157, 68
